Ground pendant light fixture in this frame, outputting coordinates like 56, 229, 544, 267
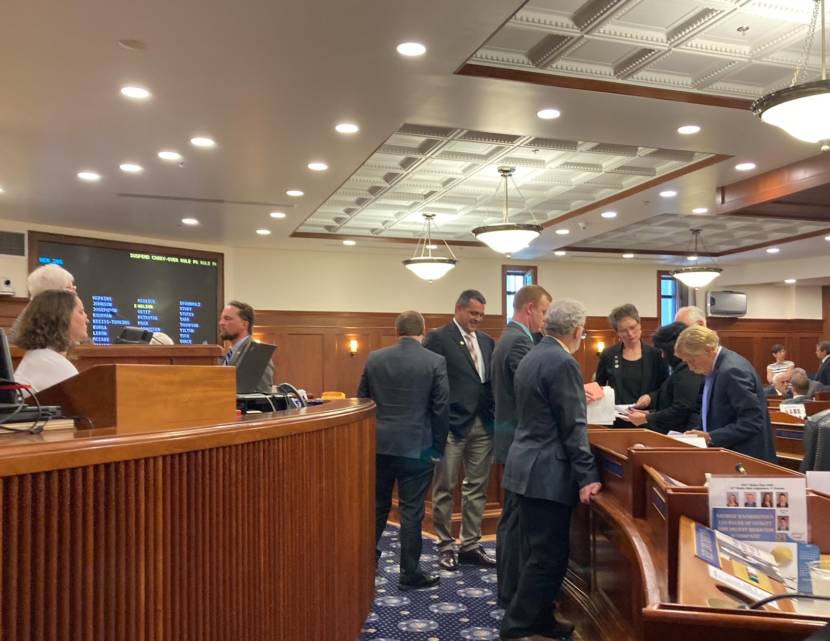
402, 213, 458, 282
672, 228, 722, 289
752, 0, 830, 148
472, 166, 542, 255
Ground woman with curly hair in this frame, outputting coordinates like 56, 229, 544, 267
13, 290, 88, 392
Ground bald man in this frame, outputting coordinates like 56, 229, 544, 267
675, 306, 706, 327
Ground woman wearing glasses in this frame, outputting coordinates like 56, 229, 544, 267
596, 304, 668, 424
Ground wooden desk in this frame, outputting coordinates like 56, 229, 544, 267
0, 399, 376, 641
770, 410, 806, 470
11, 344, 224, 370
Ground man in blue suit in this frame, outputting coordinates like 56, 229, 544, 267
677, 326, 776, 463
491, 284, 551, 608
358, 310, 449, 590
499, 299, 601, 641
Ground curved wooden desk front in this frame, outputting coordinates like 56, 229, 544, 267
0, 399, 376, 641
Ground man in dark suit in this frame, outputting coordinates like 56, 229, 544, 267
219, 300, 274, 393
781, 368, 813, 405
491, 284, 551, 608
816, 340, 830, 386
424, 289, 496, 570
500, 299, 601, 641
678, 326, 776, 463
357, 310, 449, 590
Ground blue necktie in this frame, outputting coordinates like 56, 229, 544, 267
701, 375, 713, 432
223, 347, 233, 365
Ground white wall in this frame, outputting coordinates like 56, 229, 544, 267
0, 216, 823, 319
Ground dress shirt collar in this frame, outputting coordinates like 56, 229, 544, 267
452, 318, 475, 340
510, 319, 533, 340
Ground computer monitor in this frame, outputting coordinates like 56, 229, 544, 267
234, 342, 276, 394
0, 328, 18, 405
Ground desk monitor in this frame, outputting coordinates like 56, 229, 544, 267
234, 342, 276, 394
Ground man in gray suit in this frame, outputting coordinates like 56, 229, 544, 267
491, 284, 551, 608
500, 299, 601, 641
219, 300, 274, 393
358, 310, 449, 590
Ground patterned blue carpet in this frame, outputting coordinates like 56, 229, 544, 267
359, 525, 503, 641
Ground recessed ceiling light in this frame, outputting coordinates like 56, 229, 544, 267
342, 239, 356, 246
687, 255, 699, 261
659, 190, 677, 198
536, 108, 561, 120
120, 85, 151, 100
784, 278, 797, 284
269, 211, 287, 219
119, 162, 143, 174
677, 125, 701, 135
692, 207, 709, 214
158, 150, 183, 162
181, 217, 199, 226
0, 186, 5, 193
286, 189, 304, 197
426, 244, 438, 250
735, 162, 756, 171
335, 122, 359, 134
601, 211, 617, 219
255, 229, 271, 236
825, 235, 830, 241
622, 253, 635, 259
554, 250, 567, 256
77, 171, 101, 182
396, 42, 426, 57
307, 161, 328, 171
190, 136, 216, 148
555, 229, 570, 235
766, 247, 780, 254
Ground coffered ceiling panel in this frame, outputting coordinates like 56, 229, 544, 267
296, 123, 714, 241
569, 212, 830, 253
469, 0, 825, 99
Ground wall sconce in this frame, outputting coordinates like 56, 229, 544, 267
348, 339, 359, 357
595, 341, 605, 356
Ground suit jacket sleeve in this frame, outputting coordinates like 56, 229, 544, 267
507, 337, 532, 380
708, 365, 768, 450
553, 358, 600, 489
646, 368, 703, 433
423, 330, 443, 357
430, 357, 450, 456
595, 349, 610, 386
654, 351, 670, 389
356, 363, 370, 398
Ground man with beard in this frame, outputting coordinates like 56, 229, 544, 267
219, 300, 274, 393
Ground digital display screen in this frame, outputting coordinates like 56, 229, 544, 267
37, 240, 220, 345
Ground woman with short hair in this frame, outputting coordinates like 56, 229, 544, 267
596, 304, 668, 420
13, 290, 88, 393
766, 344, 794, 385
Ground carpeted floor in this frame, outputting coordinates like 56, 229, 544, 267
359, 525, 589, 641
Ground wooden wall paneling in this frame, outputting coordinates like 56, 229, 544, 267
272, 332, 325, 393
0, 296, 26, 331
824, 286, 830, 340
334, 331, 371, 395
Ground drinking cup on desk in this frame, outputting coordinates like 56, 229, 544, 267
804, 561, 830, 616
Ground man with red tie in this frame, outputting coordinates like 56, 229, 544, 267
424, 290, 496, 571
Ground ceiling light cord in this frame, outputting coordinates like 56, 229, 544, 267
822, 0, 827, 81
793, 0, 822, 86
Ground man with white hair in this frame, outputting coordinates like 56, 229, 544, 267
674, 305, 706, 327
499, 299, 601, 641
9, 264, 77, 341
27, 264, 76, 297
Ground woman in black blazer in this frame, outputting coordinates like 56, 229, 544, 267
596, 304, 668, 418
622, 322, 704, 433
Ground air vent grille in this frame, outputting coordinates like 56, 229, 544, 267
0, 232, 24, 256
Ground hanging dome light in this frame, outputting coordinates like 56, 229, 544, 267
672, 229, 722, 288
472, 166, 542, 255
402, 213, 457, 282
752, 0, 830, 148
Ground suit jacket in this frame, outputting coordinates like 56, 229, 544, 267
225, 335, 275, 394
503, 337, 599, 506
596, 341, 668, 404
704, 347, 776, 463
817, 356, 830, 386
357, 337, 449, 460
645, 361, 704, 433
424, 321, 494, 440
491, 321, 535, 464
781, 394, 812, 406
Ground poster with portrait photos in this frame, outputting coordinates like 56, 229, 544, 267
708, 476, 807, 543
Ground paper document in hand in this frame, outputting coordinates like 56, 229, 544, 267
586, 386, 616, 425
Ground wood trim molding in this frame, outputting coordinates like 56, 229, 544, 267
456, 64, 754, 110
501, 264, 538, 316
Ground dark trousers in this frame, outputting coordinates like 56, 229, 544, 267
500, 495, 572, 639
375, 454, 434, 580
496, 488, 525, 608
